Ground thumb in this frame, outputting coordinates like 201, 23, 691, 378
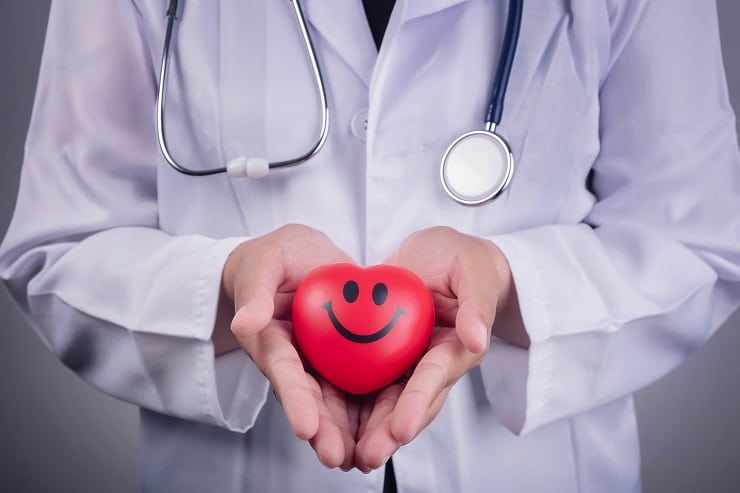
230, 247, 286, 338
450, 261, 496, 354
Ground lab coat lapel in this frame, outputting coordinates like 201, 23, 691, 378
301, 0, 377, 86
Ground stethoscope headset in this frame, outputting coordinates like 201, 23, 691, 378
157, 0, 523, 206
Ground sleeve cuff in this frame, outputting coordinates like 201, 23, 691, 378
479, 226, 720, 435
194, 236, 270, 432
479, 233, 553, 435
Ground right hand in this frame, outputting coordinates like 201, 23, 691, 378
221, 224, 359, 470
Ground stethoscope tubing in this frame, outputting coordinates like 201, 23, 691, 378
486, 0, 523, 128
157, 0, 523, 206
156, 0, 330, 176
439, 0, 522, 205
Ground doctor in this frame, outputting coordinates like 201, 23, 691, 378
1, 0, 739, 492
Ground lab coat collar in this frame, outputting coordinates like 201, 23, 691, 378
301, 0, 473, 86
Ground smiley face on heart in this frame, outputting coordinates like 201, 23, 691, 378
292, 263, 435, 394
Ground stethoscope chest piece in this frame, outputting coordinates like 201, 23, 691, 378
440, 130, 514, 205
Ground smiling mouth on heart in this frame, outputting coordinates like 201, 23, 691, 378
321, 301, 407, 343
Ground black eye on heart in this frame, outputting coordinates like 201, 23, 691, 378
342, 280, 388, 306
343, 280, 359, 303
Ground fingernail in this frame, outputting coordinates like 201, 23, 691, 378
478, 322, 489, 351
231, 307, 246, 327
231, 307, 255, 337
317, 453, 330, 469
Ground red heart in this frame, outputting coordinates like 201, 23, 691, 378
292, 263, 434, 394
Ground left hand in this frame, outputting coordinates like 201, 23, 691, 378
353, 226, 527, 472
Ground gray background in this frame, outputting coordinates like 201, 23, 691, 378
1, 2, 738, 492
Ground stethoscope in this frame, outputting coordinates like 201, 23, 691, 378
157, 0, 523, 205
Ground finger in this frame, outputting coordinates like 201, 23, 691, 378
355, 384, 404, 473
231, 249, 285, 337
246, 321, 319, 440
389, 363, 447, 445
453, 300, 492, 354
449, 258, 497, 354
308, 378, 350, 469
389, 336, 469, 444
413, 386, 451, 440
316, 378, 357, 471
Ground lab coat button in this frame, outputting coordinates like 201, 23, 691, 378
351, 109, 369, 141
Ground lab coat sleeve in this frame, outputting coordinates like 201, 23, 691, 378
0, 1, 269, 432
479, 0, 740, 434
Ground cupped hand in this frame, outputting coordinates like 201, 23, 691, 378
221, 224, 359, 470
353, 226, 527, 471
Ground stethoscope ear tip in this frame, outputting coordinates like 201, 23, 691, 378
226, 156, 270, 179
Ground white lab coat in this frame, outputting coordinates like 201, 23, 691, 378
1, 0, 739, 491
